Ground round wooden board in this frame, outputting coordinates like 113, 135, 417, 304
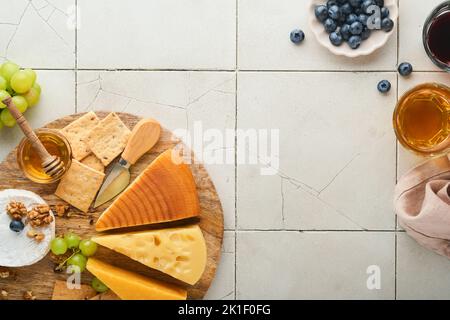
0, 111, 224, 300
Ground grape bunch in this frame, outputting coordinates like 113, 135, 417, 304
51, 232, 97, 273
0, 61, 42, 129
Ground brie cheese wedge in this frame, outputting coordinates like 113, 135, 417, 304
0, 189, 55, 267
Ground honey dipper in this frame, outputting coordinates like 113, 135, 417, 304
2, 97, 65, 178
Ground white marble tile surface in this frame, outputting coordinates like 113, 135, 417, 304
237, 72, 397, 230
238, 0, 397, 71
237, 231, 395, 299
77, 0, 236, 70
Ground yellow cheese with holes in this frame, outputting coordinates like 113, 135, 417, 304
86, 258, 187, 300
91, 225, 207, 285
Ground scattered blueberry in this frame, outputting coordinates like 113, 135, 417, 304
329, 31, 344, 46
358, 14, 368, 26
398, 62, 413, 76
361, 27, 371, 40
381, 7, 389, 19
10, 220, 24, 233
341, 3, 353, 15
377, 80, 391, 93
346, 13, 358, 25
315, 5, 328, 22
348, 35, 362, 49
328, 5, 341, 20
324, 18, 338, 33
290, 29, 305, 44
350, 21, 363, 35
381, 18, 394, 32
340, 24, 351, 40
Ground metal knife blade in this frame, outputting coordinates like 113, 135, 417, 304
94, 158, 130, 208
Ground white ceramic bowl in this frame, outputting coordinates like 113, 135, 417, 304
308, 0, 398, 58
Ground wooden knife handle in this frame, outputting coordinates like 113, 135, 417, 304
2, 97, 53, 163
122, 118, 161, 165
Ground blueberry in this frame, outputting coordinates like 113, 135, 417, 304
398, 62, 413, 76
336, 0, 347, 4
349, 0, 362, 7
380, 7, 389, 19
328, 5, 341, 20
361, 27, 371, 40
350, 21, 363, 35
381, 18, 394, 32
315, 5, 329, 22
324, 18, 338, 33
329, 31, 344, 46
340, 24, 351, 40
327, 0, 338, 9
374, 0, 384, 6
358, 14, 368, 25
348, 35, 362, 49
361, 0, 375, 14
290, 29, 305, 44
354, 7, 363, 15
340, 3, 353, 15
346, 13, 358, 24
10, 220, 24, 233
377, 80, 391, 93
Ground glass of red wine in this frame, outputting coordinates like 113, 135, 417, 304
423, 1, 450, 71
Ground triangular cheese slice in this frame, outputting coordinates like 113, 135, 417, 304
96, 149, 200, 231
92, 225, 207, 285
86, 258, 187, 300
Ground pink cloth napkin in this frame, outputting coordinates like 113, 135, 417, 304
395, 154, 450, 258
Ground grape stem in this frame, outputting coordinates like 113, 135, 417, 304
55, 249, 80, 272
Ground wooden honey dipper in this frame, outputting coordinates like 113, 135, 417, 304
2, 97, 65, 178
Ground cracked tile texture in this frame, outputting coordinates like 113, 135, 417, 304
0, 0, 449, 299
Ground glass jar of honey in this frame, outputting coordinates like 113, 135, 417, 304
393, 83, 450, 156
17, 129, 72, 184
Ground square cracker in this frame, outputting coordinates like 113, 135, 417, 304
55, 160, 105, 213
86, 113, 131, 166
80, 154, 105, 173
60, 112, 99, 160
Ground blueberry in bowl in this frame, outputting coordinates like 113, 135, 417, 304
308, 0, 398, 57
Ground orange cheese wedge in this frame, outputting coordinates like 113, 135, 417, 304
96, 149, 200, 231
86, 258, 187, 300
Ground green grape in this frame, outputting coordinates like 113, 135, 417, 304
0, 76, 7, 91
11, 95, 28, 113
0, 119, 3, 130
10, 70, 33, 94
23, 68, 36, 85
22, 87, 40, 107
0, 90, 11, 108
91, 277, 108, 293
64, 232, 81, 249
67, 253, 87, 273
79, 239, 97, 257
50, 237, 68, 255
0, 61, 20, 82
33, 82, 41, 94
0, 109, 15, 127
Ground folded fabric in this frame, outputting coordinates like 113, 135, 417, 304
394, 154, 450, 258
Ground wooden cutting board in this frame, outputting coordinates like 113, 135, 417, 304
0, 111, 224, 300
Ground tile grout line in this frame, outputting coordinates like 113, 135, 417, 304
234, 0, 238, 301
31, 68, 446, 73
229, 229, 406, 232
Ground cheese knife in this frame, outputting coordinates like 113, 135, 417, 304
93, 118, 161, 208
